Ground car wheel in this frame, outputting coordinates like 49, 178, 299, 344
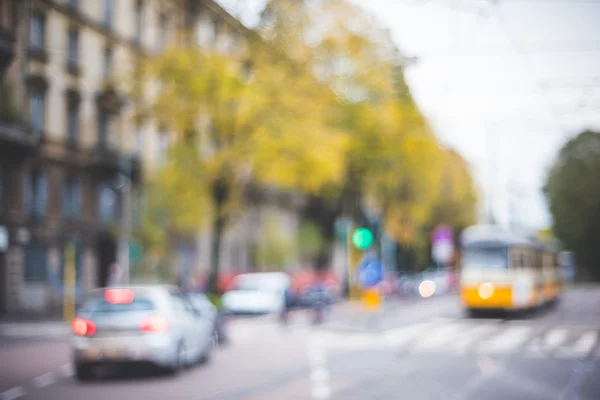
167, 342, 186, 375
74, 364, 94, 382
201, 332, 217, 364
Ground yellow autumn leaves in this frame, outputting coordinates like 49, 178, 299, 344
133, 0, 478, 257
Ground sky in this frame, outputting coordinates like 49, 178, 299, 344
217, 0, 600, 232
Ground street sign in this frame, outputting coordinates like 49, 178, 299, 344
432, 225, 454, 265
352, 228, 374, 250
357, 256, 383, 288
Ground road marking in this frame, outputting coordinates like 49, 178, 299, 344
545, 328, 569, 348
310, 366, 330, 383
307, 335, 331, 399
384, 322, 436, 347
312, 385, 332, 399
477, 326, 532, 354
414, 323, 466, 350
32, 372, 55, 388
449, 323, 498, 352
563, 331, 597, 358
60, 363, 74, 377
0, 387, 26, 400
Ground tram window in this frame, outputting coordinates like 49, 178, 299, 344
463, 247, 508, 270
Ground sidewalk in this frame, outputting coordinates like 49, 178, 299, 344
0, 320, 71, 341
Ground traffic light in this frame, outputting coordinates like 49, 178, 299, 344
352, 227, 374, 250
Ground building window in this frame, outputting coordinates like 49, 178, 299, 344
97, 110, 110, 146
103, 0, 114, 28
67, 28, 79, 68
63, 176, 81, 219
29, 12, 45, 50
25, 169, 47, 217
24, 242, 48, 281
134, 0, 144, 43
29, 90, 45, 134
103, 46, 113, 78
97, 183, 116, 222
67, 101, 79, 144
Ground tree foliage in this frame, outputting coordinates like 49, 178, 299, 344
132, 0, 480, 285
544, 130, 600, 281
135, 42, 347, 290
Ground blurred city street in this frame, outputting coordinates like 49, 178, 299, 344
1, 286, 598, 400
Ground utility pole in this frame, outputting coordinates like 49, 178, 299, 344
485, 126, 497, 225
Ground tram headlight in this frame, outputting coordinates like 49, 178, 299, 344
419, 280, 436, 298
477, 283, 495, 299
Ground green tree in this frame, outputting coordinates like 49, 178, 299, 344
544, 130, 600, 281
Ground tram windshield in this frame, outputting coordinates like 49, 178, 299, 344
462, 246, 508, 270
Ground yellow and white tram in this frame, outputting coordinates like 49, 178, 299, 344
459, 225, 562, 314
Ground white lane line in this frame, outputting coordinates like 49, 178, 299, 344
0, 386, 26, 400
60, 363, 74, 377
312, 384, 332, 400
32, 372, 56, 388
310, 366, 330, 383
307, 336, 331, 399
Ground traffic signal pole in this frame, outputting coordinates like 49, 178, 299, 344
347, 223, 363, 300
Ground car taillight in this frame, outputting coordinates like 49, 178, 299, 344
139, 315, 169, 333
72, 318, 96, 336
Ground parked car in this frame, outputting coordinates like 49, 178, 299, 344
187, 292, 230, 346
71, 285, 215, 380
222, 272, 290, 315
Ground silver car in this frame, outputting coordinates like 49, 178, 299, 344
71, 285, 215, 380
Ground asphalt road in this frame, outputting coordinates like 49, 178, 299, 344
1, 287, 599, 400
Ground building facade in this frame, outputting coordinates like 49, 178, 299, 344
0, 0, 304, 315
0, 0, 183, 316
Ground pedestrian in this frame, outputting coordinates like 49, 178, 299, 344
280, 286, 292, 326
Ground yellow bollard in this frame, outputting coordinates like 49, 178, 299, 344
63, 242, 76, 322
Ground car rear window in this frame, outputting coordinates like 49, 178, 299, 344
80, 297, 155, 315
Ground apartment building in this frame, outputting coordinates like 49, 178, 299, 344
0, 0, 304, 315
0, 0, 185, 316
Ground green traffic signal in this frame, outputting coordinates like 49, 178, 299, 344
352, 227, 374, 249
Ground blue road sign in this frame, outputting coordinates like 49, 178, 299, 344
357, 257, 383, 288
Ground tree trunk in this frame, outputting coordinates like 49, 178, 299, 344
208, 211, 225, 294
208, 178, 229, 294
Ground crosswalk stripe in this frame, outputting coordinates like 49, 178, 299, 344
414, 323, 466, 350
561, 331, 597, 358
544, 328, 569, 348
384, 322, 437, 348
446, 323, 499, 352
476, 326, 532, 354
